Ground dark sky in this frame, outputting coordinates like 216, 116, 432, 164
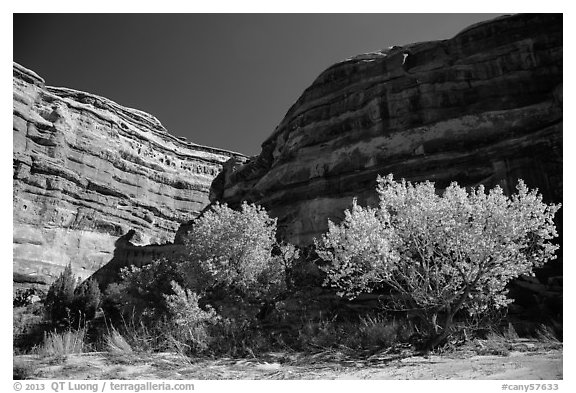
14, 14, 504, 156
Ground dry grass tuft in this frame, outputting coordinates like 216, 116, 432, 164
105, 327, 133, 354
37, 328, 85, 358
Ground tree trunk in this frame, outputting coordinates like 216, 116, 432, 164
425, 284, 474, 350
426, 315, 453, 350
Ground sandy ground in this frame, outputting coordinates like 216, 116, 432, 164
14, 347, 562, 380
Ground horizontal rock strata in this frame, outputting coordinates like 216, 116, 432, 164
212, 13, 562, 247
13, 63, 244, 283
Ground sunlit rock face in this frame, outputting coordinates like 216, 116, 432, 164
212, 13, 562, 246
13, 63, 244, 284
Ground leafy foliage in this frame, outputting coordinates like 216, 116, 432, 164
44, 264, 77, 327
315, 199, 398, 299
13, 302, 49, 354
13, 287, 45, 307
44, 264, 101, 328
275, 242, 302, 290
102, 258, 182, 323
163, 281, 220, 352
316, 175, 560, 346
72, 279, 101, 321
99, 203, 300, 355
180, 202, 286, 300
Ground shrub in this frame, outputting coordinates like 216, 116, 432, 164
102, 258, 182, 323
72, 278, 101, 322
13, 287, 45, 307
44, 265, 102, 328
13, 303, 50, 354
180, 202, 286, 301
100, 282, 126, 323
275, 242, 302, 290
101, 261, 221, 353
296, 315, 341, 349
163, 281, 220, 353
100, 203, 296, 355
315, 199, 398, 300
295, 314, 413, 351
44, 264, 77, 327
358, 314, 414, 349
316, 175, 560, 348
207, 317, 272, 357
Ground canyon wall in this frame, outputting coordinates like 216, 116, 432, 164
212, 13, 562, 247
13, 63, 244, 284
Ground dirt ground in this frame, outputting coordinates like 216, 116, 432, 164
14, 345, 562, 380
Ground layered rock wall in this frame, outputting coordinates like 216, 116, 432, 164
212, 13, 562, 246
13, 63, 243, 283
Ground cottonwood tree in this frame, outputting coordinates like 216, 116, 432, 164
316, 174, 560, 348
181, 202, 287, 300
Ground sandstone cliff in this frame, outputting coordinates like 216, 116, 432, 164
13, 63, 244, 284
212, 13, 562, 246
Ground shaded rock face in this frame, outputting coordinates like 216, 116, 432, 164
13, 63, 244, 284
89, 229, 186, 291
212, 14, 562, 246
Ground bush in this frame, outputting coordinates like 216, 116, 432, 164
293, 313, 414, 352
101, 260, 222, 353
207, 317, 274, 357
13, 303, 50, 354
180, 202, 287, 301
73, 279, 101, 322
44, 264, 77, 327
316, 175, 560, 348
44, 264, 101, 328
357, 314, 414, 349
315, 199, 398, 300
13, 287, 45, 307
102, 258, 182, 324
163, 281, 220, 353
100, 203, 298, 355
275, 242, 302, 290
